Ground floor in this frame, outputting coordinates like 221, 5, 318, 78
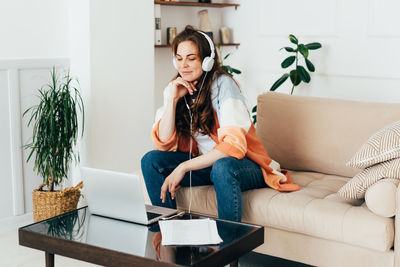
0, 214, 310, 267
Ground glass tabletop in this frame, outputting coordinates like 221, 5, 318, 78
21, 206, 262, 266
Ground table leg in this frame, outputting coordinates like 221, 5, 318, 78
229, 259, 238, 267
45, 252, 54, 267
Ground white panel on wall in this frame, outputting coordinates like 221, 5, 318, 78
0, 60, 69, 219
0, 70, 14, 219
258, 0, 337, 36
368, 0, 400, 37
19, 68, 69, 213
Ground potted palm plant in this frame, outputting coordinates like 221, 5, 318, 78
24, 67, 85, 222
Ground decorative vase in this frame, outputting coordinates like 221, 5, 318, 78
198, 9, 213, 40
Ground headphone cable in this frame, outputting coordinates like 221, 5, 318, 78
183, 72, 208, 215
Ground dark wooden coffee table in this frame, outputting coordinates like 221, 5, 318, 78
19, 206, 263, 267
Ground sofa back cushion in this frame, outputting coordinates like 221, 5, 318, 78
256, 92, 400, 177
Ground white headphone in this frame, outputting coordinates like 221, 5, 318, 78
172, 30, 215, 72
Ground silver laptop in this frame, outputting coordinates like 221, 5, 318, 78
81, 167, 177, 225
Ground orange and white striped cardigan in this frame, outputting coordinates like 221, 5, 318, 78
151, 74, 299, 192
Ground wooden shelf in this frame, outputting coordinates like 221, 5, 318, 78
154, 1, 240, 8
155, 44, 173, 48
155, 43, 240, 48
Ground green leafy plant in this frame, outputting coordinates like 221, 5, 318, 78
23, 67, 84, 192
270, 34, 322, 95
216, 44, 242, 77
251, 105, 257, 124
252, 34, 322, 124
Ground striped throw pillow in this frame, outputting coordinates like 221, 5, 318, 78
347, 120, 400, 169
338, 158, 400, 200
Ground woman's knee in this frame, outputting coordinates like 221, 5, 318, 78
141, 150, 164, 167
213, 157, 238, 172
141, 150, 164, 172
210, 157, 237, 182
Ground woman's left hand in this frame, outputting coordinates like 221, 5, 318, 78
160, 164, 187, 203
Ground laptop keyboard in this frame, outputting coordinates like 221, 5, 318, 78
147, 211, 161, 221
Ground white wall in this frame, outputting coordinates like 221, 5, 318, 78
69, 0, 91, 185
87, 0, 154, 173
223, 0, 400, 109
0, 0, 69, 59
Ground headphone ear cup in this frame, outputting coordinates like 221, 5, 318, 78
202, 56, 214, 72
172, 57, 178, 70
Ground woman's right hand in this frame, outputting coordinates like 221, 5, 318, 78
170, 77, 197, 101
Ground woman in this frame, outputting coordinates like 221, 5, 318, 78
142, 26, 298, 222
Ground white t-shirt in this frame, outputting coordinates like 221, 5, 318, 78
193, 132, 217, 155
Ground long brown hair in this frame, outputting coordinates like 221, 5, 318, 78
172, 25, 226, 138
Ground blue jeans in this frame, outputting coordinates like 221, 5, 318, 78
141, 150, 266, 222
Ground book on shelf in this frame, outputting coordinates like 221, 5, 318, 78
154, 4, 161, 45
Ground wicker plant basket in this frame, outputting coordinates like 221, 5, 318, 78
32, 181, 83, 222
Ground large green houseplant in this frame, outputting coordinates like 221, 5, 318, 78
270, 34, 322, 94
252, 34, 322, 123
24, 67, 85, 221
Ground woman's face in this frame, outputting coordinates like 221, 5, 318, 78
175, 40, 203, 82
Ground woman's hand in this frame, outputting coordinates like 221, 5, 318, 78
160, 163, 187, 203
170, 77, 197, 101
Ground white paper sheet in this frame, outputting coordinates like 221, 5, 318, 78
159, 218, 223, 246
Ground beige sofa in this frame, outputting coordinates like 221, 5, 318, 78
174, 92, 400, 267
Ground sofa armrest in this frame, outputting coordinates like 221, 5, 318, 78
394, 183, 400, 266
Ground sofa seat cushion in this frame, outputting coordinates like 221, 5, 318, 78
176, 170, 394, 252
